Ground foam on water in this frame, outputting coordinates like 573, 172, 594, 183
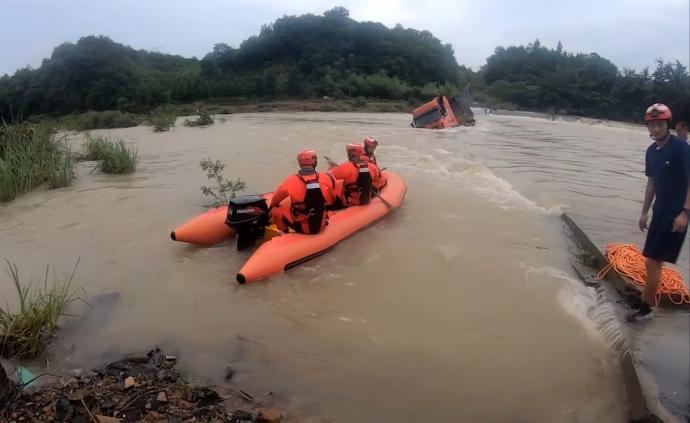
385, 144, 563, 215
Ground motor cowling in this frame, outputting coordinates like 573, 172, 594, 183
225, 195, 269, 251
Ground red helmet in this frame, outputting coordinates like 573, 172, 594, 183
363, 136, 378, 153
645, 103, 672, 122
346, 143, 364, 158
297, 149, 317, 167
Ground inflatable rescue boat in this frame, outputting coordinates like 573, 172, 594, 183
171, 171, 407, 283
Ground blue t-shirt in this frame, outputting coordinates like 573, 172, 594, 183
645, 135, 690, 218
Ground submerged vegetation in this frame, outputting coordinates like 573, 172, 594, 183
200, 158, 246, 206
148, 105, 177, 132
0, 122, 74, 202
183, 110, 214, 127
80, 134, 138, 174
0, 260, 85, 359
98, 139, 138, 174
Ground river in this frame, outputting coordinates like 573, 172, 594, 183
1, 111, 687, 421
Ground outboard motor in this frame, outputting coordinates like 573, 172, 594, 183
225, 195, 269, 251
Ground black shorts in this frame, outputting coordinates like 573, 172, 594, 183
643, 214, 687, 263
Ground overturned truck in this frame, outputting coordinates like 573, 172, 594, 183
411, 95, 475, 129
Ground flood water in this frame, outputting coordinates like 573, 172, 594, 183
2, 111, 687, 421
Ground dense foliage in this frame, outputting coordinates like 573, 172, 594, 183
0, 9, 687, 124
477, 40, 689, 122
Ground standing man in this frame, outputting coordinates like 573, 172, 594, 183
631, 104, 690, 321
675, 120, 688, 141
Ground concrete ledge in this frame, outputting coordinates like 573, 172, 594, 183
561, 212, 671, 423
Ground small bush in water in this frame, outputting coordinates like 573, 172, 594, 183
149, 106, 177, 132
0, 259, 86, 359
200, 158, 246, 206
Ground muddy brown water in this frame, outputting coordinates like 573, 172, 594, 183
1, 111, 686, 421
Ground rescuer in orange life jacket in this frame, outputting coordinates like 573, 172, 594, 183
269, 150, 341, 234
329, 143, 384, 206
362, 136, 378, 164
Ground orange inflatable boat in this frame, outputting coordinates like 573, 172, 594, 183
170, 171, 407, 283
170, 193, 272, 245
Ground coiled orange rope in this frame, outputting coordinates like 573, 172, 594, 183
596, 243, 690, 305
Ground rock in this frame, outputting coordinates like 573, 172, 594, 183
69, 388, 92, 401
182, 389, 197, 403
164, 355, 176, 362
71, 369, 83, 378
231, 409, 254, 421
224, 365, 235, 381
124, 354, 149, 363
156, 391, 167, 403
148, 348, 164, 367
147, 411, 166, 422
95, 416, 120, 423
55, 396, 74, 420
257, 408, 282, 423
0, 363, 12, 404
42, 404, 53, 415
124, 376, 136, 389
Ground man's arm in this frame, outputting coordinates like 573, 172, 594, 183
642, 178, 655, 215
672, 143, 690, 231
639, 178, 655, 231
269, 182, 289, 208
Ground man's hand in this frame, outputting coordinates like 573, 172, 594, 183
639, 213, 649, 231
672, 211, 689, 232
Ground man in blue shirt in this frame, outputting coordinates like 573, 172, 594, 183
630, 104, 690, 321
675, 120, 688, 141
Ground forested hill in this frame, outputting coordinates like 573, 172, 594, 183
480, 40, 689, 122
0, 7, 687, 124
0, 7, 466, 120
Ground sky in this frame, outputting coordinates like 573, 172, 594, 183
1, 0, 689, 76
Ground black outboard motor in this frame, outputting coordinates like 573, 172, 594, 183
225, 195, 269, 251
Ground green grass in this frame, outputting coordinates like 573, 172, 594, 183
45, 149, 75, 189
0, 122, 76, 202
98, 139, 138, 174
80, 134, 138, 174
80, 133, 109, 161
0, 260, 85, 359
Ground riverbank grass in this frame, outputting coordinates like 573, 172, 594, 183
0, 260, 85, 359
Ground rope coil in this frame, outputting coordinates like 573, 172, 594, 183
596, 243, 690, 306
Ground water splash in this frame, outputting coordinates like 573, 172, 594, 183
523, 265, 629, 358
384, 144, 563, 215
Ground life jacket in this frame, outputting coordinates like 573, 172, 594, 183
344, 161, 372, 205
290, 172, 327, 234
